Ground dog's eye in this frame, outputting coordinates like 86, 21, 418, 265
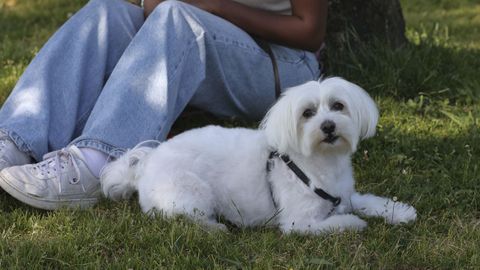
331, 102, 344, 111
302, 108, 316, 118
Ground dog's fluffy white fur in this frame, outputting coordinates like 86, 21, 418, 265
101, 77, 417, 234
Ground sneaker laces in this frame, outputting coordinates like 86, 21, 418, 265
32, 148, 83, 193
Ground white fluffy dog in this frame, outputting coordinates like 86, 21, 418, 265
101, 77, 417, 234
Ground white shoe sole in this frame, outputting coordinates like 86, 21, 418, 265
0, 173, 99, 210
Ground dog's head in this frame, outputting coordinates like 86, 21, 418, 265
260, 77, 378, 156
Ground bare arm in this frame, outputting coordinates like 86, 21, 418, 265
144, 0, 327, 52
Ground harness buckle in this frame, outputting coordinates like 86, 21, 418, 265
332, 197, 342, 207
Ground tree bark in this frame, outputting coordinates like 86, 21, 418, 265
327, 0, 407, 48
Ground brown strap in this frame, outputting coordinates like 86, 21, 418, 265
255, 39, 281, 99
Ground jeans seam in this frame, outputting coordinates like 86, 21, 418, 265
170, 36, 200, 80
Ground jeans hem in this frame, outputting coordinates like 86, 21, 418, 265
71, 138, 126, 159
0, 128, 39, 161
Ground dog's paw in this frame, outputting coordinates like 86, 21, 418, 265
387, 202, 417, 224
199, 220, 229, 232
340, 214, 368, 231
323, 214, 367, 233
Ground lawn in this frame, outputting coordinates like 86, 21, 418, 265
0, 0, 479, 268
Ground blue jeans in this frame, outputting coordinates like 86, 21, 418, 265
0, 0, 320, 161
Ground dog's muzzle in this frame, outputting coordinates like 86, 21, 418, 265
320, 120, 339, 144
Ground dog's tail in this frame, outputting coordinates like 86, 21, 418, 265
100, 141, 158, 201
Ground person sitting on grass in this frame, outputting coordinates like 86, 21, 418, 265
0, 0, 326, 209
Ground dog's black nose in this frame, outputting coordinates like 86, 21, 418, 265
321, 120, 336, 134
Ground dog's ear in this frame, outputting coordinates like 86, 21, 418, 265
260, 90, 299, 153
344, 80, 379, 140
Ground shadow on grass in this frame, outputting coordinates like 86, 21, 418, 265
325, 40, 480, 104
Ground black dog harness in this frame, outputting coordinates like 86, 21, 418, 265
266, 151, 342, 209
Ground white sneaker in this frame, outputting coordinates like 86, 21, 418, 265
0, 131, 31, 171
0, 145, 101, 210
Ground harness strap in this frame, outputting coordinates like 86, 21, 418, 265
268, 151, 341, 207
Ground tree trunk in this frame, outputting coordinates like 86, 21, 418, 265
327, 0, 407, 48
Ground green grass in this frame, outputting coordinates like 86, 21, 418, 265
0, 0, 479, 268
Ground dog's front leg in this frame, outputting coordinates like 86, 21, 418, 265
279, 214, 367, 234
350, 193, 417, 224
